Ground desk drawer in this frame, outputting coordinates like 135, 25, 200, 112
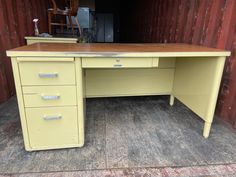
23, 86, 77, 107
18, 61, 75, 86
82, 57, 158, 68
26, 106, 78, 149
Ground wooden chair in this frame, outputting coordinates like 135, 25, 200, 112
48, 0, 82, 35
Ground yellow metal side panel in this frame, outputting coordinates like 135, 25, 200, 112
204, 57, 226, 122
11, 57, 31, 151
18, 60, 75, 86
25, 106, 79, 150
22, 86, 77, 107
85, 68, 175, 97
173, 57, 226, 121
75, 58, 85, 147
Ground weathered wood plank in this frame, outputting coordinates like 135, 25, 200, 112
0, 0, 50, 103
119, 0, 236, 128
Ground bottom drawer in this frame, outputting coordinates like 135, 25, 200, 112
25, 106, 79, 149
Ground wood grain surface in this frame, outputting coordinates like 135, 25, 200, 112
8, 43, 229, 53
7, 43, 230, 58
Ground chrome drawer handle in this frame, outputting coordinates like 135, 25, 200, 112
43, 115, 62, 121
38, 73, 58, 78
41, 95, 60, 100
113, 64, 123, 67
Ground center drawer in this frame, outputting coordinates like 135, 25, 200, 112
82, 57, 159, 68
18, 61, 75, 86
22, 86, 77, 107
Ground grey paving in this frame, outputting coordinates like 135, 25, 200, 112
0, 96, 236, 175
0, 97, 106, 173
1, 164, 236, 177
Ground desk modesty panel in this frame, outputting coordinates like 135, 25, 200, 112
7, 43, 230, 151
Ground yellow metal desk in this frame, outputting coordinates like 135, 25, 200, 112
25, 36, 78, 45
7, 43, 230, 151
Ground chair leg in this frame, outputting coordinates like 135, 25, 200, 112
75, 17, 82, 36
48, 12, 52, 34
60, 18, 64, 33
68, 15, 74, 34
66, 17, 69, 31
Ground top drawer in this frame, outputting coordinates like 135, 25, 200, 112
18, 59, 75, 86
82, 57, 159, 68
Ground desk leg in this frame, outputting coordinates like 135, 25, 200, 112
203, 122, 212, 138
169, 95, 175, 106
11, 57, 31, 151
203, 57, 226, 138
75, 58, 85, 147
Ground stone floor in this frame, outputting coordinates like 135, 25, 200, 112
0, 96, 236, 177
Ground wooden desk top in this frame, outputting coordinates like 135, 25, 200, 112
7, 43, 230, 57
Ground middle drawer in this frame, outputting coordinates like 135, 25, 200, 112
23, 86, 77, 107
82, 57, 158, 68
